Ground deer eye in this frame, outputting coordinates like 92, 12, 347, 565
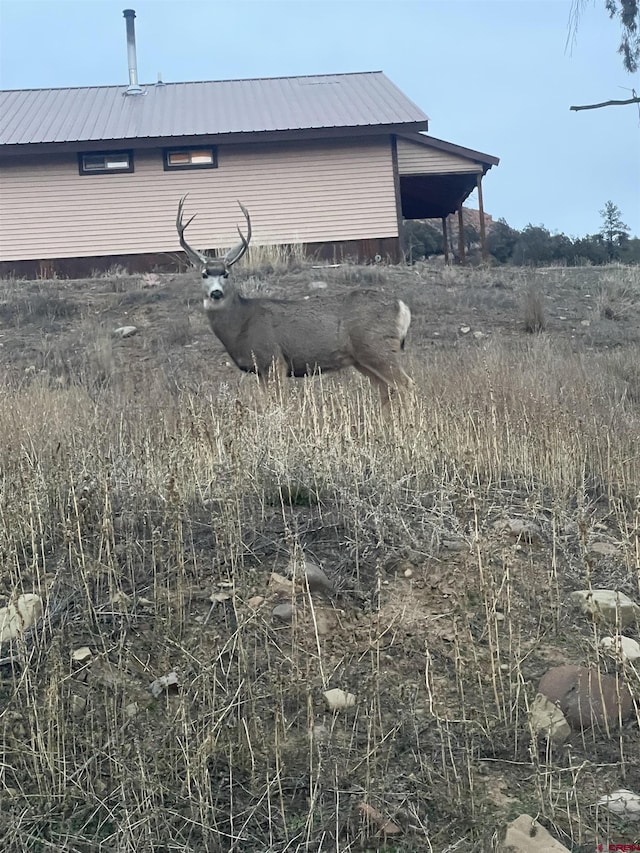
202, 271, 209, 279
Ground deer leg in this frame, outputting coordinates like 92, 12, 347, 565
354, 361, 412, 408
352, 364, 394, 407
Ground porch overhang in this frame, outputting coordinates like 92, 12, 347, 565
399, 171, 483, 220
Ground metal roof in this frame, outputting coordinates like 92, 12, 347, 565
0, 72, 429, 147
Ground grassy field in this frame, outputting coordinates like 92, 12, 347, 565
0, 259, 639, 852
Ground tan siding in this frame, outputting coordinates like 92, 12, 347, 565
396, 138, 482, 175
0, 139, 398, 261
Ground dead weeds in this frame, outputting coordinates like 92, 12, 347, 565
0, 261, 639, 852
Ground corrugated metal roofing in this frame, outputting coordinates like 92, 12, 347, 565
0, 72, 429, 146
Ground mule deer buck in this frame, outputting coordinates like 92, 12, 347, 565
176, 195, 413, 404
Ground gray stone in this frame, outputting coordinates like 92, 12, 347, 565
600, 635, 640, 662
588, 540, 619, 557
149, 671, 180, 699
301, 560, 333, 594
324, 688, 356, 710
496, 518, 541, 544
113, 325, 138, 338
570, 589, 639, 627
272, 602, 295, 623
72, 646, 92, 663
598, 789, 640, 821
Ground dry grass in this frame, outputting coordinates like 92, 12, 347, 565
0, 263, 639, 852
522, 284, 546, 333
596, 267, 640, 321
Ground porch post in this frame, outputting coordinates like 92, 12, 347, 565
457, 205, 466, 265
442, 217, 449, 265
476, 173, 487, 261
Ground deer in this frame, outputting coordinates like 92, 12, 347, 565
176, 195, 413, 404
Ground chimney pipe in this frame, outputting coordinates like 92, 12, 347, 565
122, 9, 144, 95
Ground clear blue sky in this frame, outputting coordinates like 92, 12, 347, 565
1, 0, 638, 237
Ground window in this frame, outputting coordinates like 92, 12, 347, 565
163, 147, 217, 171
78, 151, 134, 175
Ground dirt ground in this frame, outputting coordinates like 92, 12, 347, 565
1, 261, 639, 387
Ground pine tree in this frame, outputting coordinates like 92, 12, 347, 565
599, 201, 630, 260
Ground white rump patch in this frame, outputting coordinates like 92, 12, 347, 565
396, 300, 411, 341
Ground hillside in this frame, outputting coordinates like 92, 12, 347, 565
0, 260, 639, 852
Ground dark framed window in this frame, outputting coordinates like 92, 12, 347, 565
78, 150, 134, 175
163, 146, 217, 171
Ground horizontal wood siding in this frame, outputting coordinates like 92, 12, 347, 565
0, 139, 398, 261
396, 138, 482, 175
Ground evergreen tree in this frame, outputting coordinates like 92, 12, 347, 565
599, 201, 630, 259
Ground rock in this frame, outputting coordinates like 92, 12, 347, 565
268, 573, 294, 596
247, 596, 265, 610
209, 590, 233, 604
472, 330, 484, 339
149, 671, 180, 699
272, 602, 295, 623
600, 635, 640, 662
72, 646, 92, 663
357, 802, 401, 836
403, 567, 414, 578
0, 594, 43, 644
113, 325, 138, 338
309, 280, 328, 290
496, 518, 541, 544
501, 814, 571, 852
441, 538, 468, 553
538, 665, 633, 729
324, 688, 356, 711
570, 589, 639, 627
588, 540, 619, 557
300, 560, 333, 594
529, 693, 571, 744
598, 789, 640, 821
460, 325, 471, 334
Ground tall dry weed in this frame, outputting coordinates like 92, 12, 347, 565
0, 318, 639, 850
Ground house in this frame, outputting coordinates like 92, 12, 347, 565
0, 12, 499, 277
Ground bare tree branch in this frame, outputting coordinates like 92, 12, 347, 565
570, 95, 640, 110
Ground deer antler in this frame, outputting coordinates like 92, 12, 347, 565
177, 196, 251, 269
176, 194, 209, 267
224, 202, 252, 267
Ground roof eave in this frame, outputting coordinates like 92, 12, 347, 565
0, 121, 431, 156
398, 131, 500, 169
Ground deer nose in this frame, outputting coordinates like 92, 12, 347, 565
209, 288, 224, 300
